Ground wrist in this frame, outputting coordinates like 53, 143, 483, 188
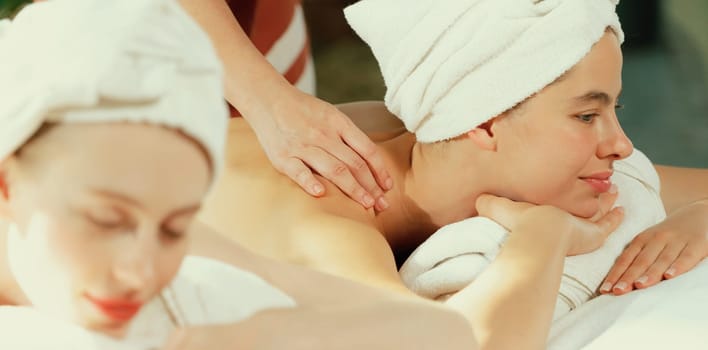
507, 220, 571, 259
512, 209, 574, 255
232, 77, 300, 126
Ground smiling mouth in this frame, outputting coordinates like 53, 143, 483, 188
84, 294, 143, 322
579, 177, 612, 193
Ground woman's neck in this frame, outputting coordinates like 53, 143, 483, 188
372, 133, 486, 253
0, 225, 28, 306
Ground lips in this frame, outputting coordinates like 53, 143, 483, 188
580, 171, 613, 193
84, 294, 143, 322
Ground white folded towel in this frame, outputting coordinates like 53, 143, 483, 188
344, 0, 623, 142
399, 149, 666, 319
0, 256, 295, 350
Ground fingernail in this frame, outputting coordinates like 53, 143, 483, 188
377, 196, 390, 210
312, 184, 324, 196
635, 276, 648, 286
613, 281, 627, 292
385, 177, 394, 191
608, 184, 618, 194
665, 267, 676, 278
600, 282, 613, 293
616, 206, 625, 214
363, 195, 375, 208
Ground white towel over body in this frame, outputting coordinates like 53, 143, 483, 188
547, 260, 708, 350
0, 256, 295, 350
399, 149, 666, 319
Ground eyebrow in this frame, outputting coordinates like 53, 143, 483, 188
164, 205, 202, 222
573, 89, 622, 106
91, 189, 142, 208
90, 189, 201, 219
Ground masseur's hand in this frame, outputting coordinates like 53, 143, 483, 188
179, 0, 392, 211
248, 86, 393, 211
476, 191, 624, 256
600, 199, 708, 295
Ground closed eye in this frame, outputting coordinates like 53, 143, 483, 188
86, 216, 125, 230
160, 226, 186, 240
82, 207, 129, 230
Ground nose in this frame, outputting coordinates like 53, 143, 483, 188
597, 113, 633, 160
112, 236, 157, 291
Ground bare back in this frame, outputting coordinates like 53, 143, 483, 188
197, 102, 413, 293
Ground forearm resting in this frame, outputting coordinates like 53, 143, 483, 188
248, 301, 478, 350
445, 232, 567, 350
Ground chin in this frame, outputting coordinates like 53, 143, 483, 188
85, 321, 131, 339
562, 198, 599, 219
76, 305, 132, 339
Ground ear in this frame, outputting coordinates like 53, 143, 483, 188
465, 118, 499, 151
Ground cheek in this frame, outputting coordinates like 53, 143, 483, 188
44, 213, 113, 286
153, 240, 189, 291
501, 130, 595, 204
8, 213, 91, 319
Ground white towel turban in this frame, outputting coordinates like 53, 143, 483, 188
345, 0, 624, 142
0, 0, 228, 181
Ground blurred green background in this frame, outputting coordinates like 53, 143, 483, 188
0, 0, 26, 18
2, 0, 705, 167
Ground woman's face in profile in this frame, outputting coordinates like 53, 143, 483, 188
3, 123, 211, 337
491, 31, 633, 218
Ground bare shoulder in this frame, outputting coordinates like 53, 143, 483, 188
289, 212, 408, 292
223, 118, 273, 171
193, 211, 409, 297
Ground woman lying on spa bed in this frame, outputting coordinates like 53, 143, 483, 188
197, 0, 708, 348
0, 1, 476, 349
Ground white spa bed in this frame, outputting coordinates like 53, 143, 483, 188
548, 259, 708, 349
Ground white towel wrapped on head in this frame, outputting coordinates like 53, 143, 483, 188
345, 0, 623, 142
399, 149, 666, 320
0, 0, 228, 183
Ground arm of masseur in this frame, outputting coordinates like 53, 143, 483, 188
444, 194, 624, 350
179, 0, 391, 209
602, 165, 708, 295
162, 221, 478, 350
234, 189, 621, 350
